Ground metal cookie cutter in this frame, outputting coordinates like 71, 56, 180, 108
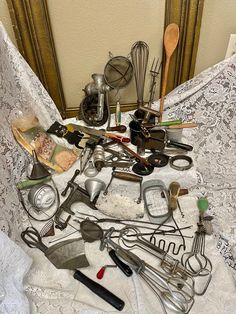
103, 170, 143, 203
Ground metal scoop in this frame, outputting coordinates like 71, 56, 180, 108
21, 226, 89, 269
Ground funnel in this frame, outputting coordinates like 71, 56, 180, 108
29, 150, 51, 180
85, 178, 106, 202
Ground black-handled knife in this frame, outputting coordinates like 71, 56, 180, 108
73, 270, 125, 311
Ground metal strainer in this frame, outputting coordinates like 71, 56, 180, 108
104, 55, 133, 89
80, 219, 104, 243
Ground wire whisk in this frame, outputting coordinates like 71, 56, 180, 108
131, 41, 149, 107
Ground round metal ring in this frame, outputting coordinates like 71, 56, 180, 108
169, 155, 193, 171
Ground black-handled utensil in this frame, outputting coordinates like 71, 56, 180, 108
166, 139, 193, 151
74, 270, 125, 311
109, 249, 133, 277
150, 135, 193, 151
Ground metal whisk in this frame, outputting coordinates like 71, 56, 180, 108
131, 41, 149, 107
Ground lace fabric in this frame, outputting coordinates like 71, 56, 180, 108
0, 22, 63, 241
160, 54, 236, 275
0, 231, 32, 314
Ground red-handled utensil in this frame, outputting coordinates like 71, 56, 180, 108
96, 265, 117, 279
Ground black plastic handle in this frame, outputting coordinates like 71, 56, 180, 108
167, 140, 193, 151
109, 249, 133, 277
73, 270, 125, 311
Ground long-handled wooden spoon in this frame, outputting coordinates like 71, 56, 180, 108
159, 23, 180, 122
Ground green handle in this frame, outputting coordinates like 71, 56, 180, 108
197, 198, 209, 213
16, 177, 51, 190
159, 120, 182, 126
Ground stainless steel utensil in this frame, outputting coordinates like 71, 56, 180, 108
131, 41, 149, 107
101, 228, 195, 314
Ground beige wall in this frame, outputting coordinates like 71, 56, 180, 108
0, 0, 16, 46
195, 0, 236, 75
47, 0, 165, 109
2, 0, 236, 108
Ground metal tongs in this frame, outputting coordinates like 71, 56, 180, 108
101, 228, 194, 314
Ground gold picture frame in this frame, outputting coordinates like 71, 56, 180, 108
7, 0, 204, 118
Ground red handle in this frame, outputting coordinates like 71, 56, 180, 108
106, 133, 130, 143
97, 267, 106, 279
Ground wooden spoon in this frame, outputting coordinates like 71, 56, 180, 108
159, 23, 180, 121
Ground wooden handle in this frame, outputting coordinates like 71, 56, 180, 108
159, 23, 180, 122
106, 125, 127, 133
169, 123, 198, 129
169, 181, 180, 210
113, 171, 142, 182
139, 106, 160, 117
118, 142, 150, 166
159, 57, 170, 121
161, 188, 188, 198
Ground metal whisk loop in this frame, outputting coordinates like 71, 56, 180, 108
140, 269, 192, 314
181, 229, 212, 276
131, 41, 149, 107
146, 263, 194, 303
118, 226, 195, 292
181, 233, 204, 274
199, 232, 212, 274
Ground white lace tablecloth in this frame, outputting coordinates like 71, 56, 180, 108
1, 20, 236, 313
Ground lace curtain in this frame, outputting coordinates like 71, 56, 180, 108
0, 22, 62, 241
